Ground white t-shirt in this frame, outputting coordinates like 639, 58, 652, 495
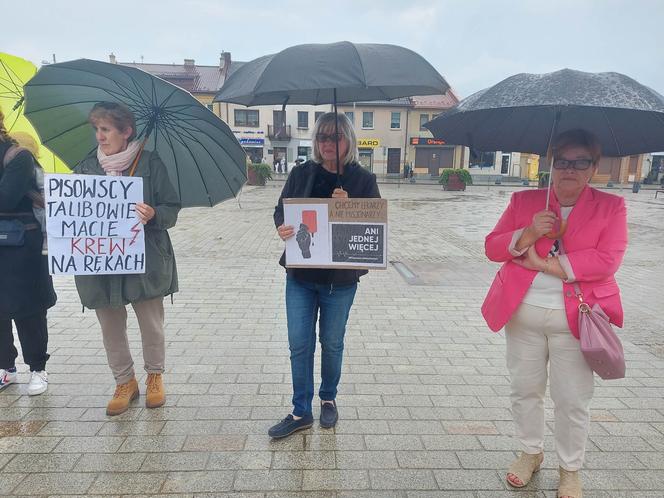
522, 206, 573, 309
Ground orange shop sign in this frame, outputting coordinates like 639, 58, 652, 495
410, 137, 446, 146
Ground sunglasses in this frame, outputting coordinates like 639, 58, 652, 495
552, 158, 594, 170
315, 133, 344, 143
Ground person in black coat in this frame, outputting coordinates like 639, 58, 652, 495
269, 112, 380, 438
0, 110, 56, 395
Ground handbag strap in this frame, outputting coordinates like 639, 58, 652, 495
572, 282, 589, 312
0, 211, 34, 217
0, 212, 40, 230
556, 238, 587, 309
2, 145, 45, 207
0, 218, 39, 230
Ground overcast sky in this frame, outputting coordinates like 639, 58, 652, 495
3, 0, 662, 98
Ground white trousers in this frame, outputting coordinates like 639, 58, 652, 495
505, 303, 594, 471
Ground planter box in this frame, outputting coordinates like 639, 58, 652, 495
443, 174, 466, 191
247, 167, 266, 186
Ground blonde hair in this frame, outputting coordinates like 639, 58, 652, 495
0, 109, 14, 143
10, 131, 40, 158
88, 102, 137, 141
312, 112, 358, 165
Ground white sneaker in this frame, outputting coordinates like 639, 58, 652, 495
0, 368, 17, 390
27, 371, 48, 396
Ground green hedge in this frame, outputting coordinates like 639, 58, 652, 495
438, 168, 473, 185
248, 162, 273, 182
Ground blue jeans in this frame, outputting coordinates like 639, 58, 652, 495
285, 277, 358, 417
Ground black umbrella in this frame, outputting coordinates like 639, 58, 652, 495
24, 59, 247, 207
214, 41, 450, 183
425, 68, 664, 208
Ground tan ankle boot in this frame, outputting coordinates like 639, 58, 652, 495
145, 373, 165, 408
506, 451, 544, 488
106, 378, 139, 416
558, 467, 582, 498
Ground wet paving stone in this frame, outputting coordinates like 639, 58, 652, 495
1, 184, 662, 495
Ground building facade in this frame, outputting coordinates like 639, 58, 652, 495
407, 94, 464, 176
215, 101, 333, 169
337, 100, 411, 174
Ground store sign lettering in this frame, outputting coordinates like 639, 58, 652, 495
410, 137, 446, 145
358, 139, 380, 148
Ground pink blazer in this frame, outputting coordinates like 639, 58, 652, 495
481, 185, 628, 338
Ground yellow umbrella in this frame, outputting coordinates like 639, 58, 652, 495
0, 52, 69, 173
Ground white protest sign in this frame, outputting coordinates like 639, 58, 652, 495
284, 202, 331, 266
45, 174, 146, 275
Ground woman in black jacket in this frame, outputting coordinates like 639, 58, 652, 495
0, 110, 56, 395
270, 112, 380, 438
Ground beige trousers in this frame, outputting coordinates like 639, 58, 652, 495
95, 297, 165, 385
505, 303, 595, 471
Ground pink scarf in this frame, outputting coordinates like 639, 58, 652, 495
97, 141, 143, 176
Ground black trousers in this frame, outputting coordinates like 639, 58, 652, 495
0, 310, 50, 371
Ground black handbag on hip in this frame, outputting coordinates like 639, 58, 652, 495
0, 219, 25, 246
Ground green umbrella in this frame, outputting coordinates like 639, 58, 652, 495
24, 58, 247, 207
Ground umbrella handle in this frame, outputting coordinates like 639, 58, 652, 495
545, 218, 567, 239
128, 138, 148, 177
334, 88, 342, 187
544, 153, 554, 209
544, 109, 560, 210
543, 158, 564, 238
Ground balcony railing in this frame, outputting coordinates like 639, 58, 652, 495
268, 124, 291, 140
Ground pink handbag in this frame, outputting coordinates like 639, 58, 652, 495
576, 286, 626, 380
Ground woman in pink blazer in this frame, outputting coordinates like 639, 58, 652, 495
482, 130, 628, 498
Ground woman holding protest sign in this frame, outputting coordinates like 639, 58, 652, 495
0, 110, 56, 396
74, 102, 180, 416
270, 112, 380, 438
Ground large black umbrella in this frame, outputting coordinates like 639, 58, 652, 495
215, 41, 449, 106
425, 68, 664, 158
24, 59, 247, 207
214, 41, 449, 182
425, 68, 664, 210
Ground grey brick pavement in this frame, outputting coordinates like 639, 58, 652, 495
1, 183, 663, 497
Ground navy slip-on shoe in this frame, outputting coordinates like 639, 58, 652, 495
268, 413, 314, 439
320, 400, 338, 428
